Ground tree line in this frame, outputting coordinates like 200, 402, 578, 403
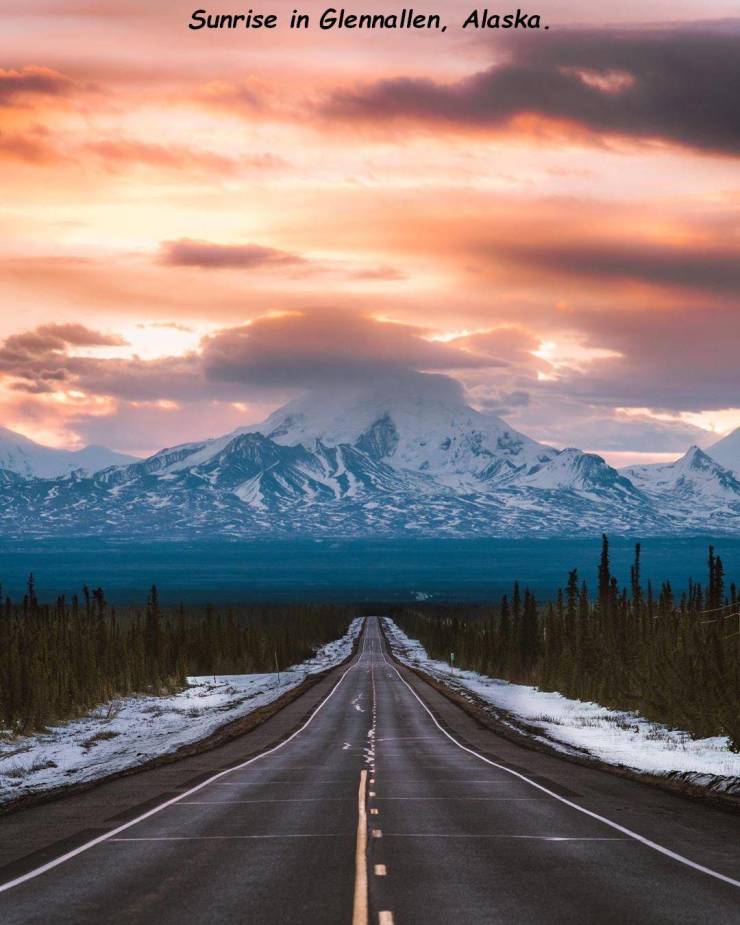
0, 582, 354, 735
389, 538, 740, 750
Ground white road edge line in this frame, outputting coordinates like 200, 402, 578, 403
0, 620, 370, 896
353, 769, 369, 925
377, 619, 740, 891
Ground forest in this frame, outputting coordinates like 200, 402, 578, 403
390, 538, 740, 750
0, 586, 354, 734
3, 537, 739, 750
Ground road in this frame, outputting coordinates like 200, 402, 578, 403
1, 617, 739, 923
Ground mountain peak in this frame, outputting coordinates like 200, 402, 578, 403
3, 374, 739, 538
623, 442, 740, 508
706, 426, 740, 476
517, 447, 639, 495
0, 426, 136, 479
680, 445, 709, 466
257, 373, 555, 487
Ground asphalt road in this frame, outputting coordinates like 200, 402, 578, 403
1, 617, 739, 924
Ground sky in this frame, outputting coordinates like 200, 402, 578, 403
1, 1, 739, 463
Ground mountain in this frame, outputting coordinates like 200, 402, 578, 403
0, 376, 735, 538
0, 426, 136, 479
622, 446, 740, 529
518, 447, 641, 496
259, 373, 557, 488
706, 427, 740, 475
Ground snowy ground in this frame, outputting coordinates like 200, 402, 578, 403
0, 619, 362, 806
383, 619, 740, 792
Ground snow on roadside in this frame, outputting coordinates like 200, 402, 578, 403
383, 619, 740, 789
0, 618, 362, 806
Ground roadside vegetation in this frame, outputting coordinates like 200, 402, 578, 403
0, 585, 353, 735
390, 538, 740, 750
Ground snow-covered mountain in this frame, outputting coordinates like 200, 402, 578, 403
518, 447, 640, 496
622, 446, 740, 529
258, 374, 556, 489
707, 427, 740, 476
0, 377, 736, 538
0, 426, 136, 479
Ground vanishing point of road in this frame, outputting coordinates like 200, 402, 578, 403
0, 618, 739, 924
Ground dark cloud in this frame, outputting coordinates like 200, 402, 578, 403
202, 309, 497, 389
0, 324, 132, 398
555, 305, 740, 412
0, 312, 496, 403
159, 239, 304, 270
0, 66, 73, 105
0, 323, 126, 359
488, 240, 740, 296
323, 24, 740, 156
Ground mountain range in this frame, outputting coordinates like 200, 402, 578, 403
0, 427, 135, 480
1, 374, 739, 538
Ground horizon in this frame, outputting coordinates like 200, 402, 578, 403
1, 373, 735, 469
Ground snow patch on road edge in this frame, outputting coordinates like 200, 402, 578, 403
382, 618, 740, 798
0, 619, 363, 805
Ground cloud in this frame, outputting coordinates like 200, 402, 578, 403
159, 239, 304, 270
550, 305, 740, 413
65, 399, 267, 457
197, 78, 271, 116
323, 24, 740, 156
476, 388, 531, 415
489, 240, 740, 296
0, 311, 505, 453
348, 265, 406, 282
137, 321, 194, 333
0, 323, 126, 358
84, 139, 239, 173
501, 394, 712, 453
451, 326, 542, 363
0, 311, 496, 404
0, 66, 74, 105
1, 310, 728, 458
201, 309, 496, 389
0, 128, 60, 163
0, 129, 286, 173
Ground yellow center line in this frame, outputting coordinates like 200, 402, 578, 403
352, 769, 369, 925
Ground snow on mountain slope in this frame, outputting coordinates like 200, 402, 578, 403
259, 373, 557, 488
707, 427, 740, 476
623, 447, 740, 526
0, 426, 136, 478
516, 448, 643, 498
0, 376, 737, 538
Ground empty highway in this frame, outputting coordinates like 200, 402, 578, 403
0, 617, 739, 924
